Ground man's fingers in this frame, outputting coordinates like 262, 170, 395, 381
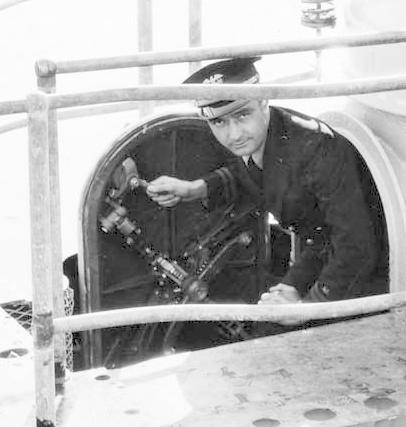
148, 175, 171, 185
147, 176, 179, 195
259, 285, 302, 305
150, 193, 175, 202
152, 195, 181, 207
147, 185, 171, 196
147, 178, 182, 207
268, 283, 287, 292
259, 292, 285, 304
259, 292, 274, 301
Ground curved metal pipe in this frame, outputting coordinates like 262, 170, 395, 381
53, 291, 406, 334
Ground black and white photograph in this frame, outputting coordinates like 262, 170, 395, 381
0, 0, 405, 426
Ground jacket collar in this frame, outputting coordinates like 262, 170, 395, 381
263, 107, 291, 220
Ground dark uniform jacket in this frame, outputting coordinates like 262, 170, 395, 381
203, 107, 388, 301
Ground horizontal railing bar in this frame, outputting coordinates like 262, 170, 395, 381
48, 75, 406, 109
0, 100, 185, 135
48, 31, 406, 75
0, 117, 26, 133
54, 292, 406, 333
3, 73, 406, 117
0, 99, 27, 115
0, 72, 314, 135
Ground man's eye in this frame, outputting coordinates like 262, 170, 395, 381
237, 111, 249, 119
212, 119, 224, 127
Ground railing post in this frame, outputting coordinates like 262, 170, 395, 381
137, 0, 154, 116
27, 92, 56, 427
36, 60, 67, 390
188, 0, 202, 73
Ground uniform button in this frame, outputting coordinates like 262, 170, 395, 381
306, 238, 314, 245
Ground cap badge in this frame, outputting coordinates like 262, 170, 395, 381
203, 73, 224, 84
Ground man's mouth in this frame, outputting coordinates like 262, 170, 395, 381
233, 140, 248, 149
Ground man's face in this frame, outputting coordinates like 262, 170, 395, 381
207, 100, 270, 157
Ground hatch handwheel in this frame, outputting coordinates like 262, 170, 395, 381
301, 0, 336, 80
301, 0, 336, 31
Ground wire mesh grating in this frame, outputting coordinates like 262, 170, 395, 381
1, 286, 75, 370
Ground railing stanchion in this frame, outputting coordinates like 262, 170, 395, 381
188, 0, 202, 74
137, 0, 154, 116
27, 92, 56, 426
36, 60, 67, 392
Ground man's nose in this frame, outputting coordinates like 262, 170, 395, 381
227, 119, 242, 141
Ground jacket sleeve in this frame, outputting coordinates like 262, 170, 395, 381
202, 159, 241, 210
284, 134, 378, 301
281, 233, 326, 297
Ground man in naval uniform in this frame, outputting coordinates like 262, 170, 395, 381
146, 57, 388, 307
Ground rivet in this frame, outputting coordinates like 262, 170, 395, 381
252, 418, 280, 427
304, 408, 336, 421
364, 396, 398, 411
95, 374, 111, 381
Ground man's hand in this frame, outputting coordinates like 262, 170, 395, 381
258, 283, 303, 326
146, 176, 207, 207
259, 283, 302, 304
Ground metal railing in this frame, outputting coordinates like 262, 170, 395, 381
54, 293, 406, 334
1, 30, 406, 426
34, 30, 406, 75
1, 30, 405, 132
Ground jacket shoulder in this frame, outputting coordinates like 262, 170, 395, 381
271, 107, 340, 167
274, 106, 335, 139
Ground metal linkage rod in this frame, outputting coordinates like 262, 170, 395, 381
54, 291, 406, 334
0, 99, 26, 115
47, 74, 406, 109
39, 30, 406, 76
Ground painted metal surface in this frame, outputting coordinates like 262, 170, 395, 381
319, 111, 406, 295
0, 307, 33, 426
341, 0, 406, 117
328, 3, 406, 297
54, 310, 406, 427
